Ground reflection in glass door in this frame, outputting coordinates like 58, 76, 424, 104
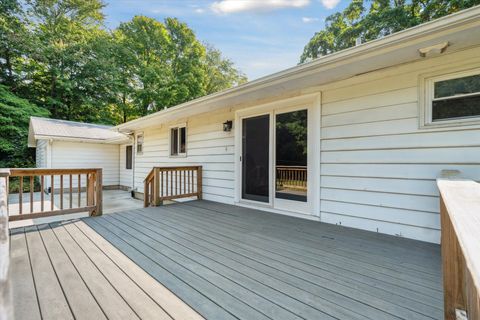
242, 115, 270, 203
275, 110, 307, 202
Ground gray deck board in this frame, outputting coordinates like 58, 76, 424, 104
125, 208, 442, 319
9, 228, 41, 320
152, 204, 442, 295
24, 225, 74, 320
11, 200, 443, 320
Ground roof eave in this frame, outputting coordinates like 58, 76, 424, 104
114, 5, 480, 131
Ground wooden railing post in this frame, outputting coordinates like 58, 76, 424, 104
87, 172, 96, 216
0, 169, 12, 320
94, 169, 103, 216
154, 168, 161, 206
144, 179, 149, 207
438, 177, 480, 320
197, 166, 202, 200
440, 197, 466, 320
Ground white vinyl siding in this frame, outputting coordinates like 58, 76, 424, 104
119, 144, 133, 189
319, 47, 480, 243
134, 109, 235, 204
35, 139, 48, 168
50, 141, 120, 187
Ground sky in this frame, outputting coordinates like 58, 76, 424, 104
103, 0, 351, 81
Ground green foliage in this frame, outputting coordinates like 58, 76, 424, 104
204, 44, 248, 94
300, 0, 480, 63
0, 1, 246, 127
0, 85, 49, 167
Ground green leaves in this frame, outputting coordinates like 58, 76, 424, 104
300, 0, 480, 63
0, 0, 246, 131
0, 85, 49, 167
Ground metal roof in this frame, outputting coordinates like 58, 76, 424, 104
28, 117, 129, 147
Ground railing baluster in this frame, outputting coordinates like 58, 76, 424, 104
30, 176, 34, 213
60, 174, 63, 210
41, 175, 44, 212
51, 175, 54, 211
19, 177, 23, 215
69, 174, 72, 209
78, 174, 81, 208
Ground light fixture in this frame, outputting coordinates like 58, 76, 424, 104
418, 41, 449, 58
223, 120, 233, 132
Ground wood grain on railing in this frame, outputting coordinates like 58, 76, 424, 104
437, 178, 480, 320
144, 166, 202, 207
0, 169, 12, 320
6, 168, 103, 221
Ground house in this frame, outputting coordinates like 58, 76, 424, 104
28, 117, 133, 190
29, 7, 480, 244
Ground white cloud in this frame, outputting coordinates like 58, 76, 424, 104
211, 0, 310, 14
195, 8, 205, 14
320, 0, 340, 9
302, 17, 319, 23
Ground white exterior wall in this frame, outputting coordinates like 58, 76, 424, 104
119, 143, 133, 189
133, 46, 480, 243
50, 141, 120, 187
134, 109, 235, 204
319, 47, 480, 243
35, 140, 48, 168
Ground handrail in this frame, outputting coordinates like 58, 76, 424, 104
0, 169, 12, 320
437, 178, 480, 320
5, 168, 103, 221
144, 166, 202, 207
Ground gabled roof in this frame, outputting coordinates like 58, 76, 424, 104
28, 117, 130, 147
114, 5, 480, 131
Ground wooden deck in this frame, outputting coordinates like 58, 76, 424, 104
10, 201, 443, 320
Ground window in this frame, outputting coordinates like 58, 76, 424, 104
170, 125, 186, 156
425, 69, 480, 124
126, 145, 132, 169
136, 133, 143, 154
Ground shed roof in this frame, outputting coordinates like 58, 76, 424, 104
28, 117, 129, 147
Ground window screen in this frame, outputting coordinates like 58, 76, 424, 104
170, 126, 186, 156
432, 73, 480, 122
126, 145, 132, 169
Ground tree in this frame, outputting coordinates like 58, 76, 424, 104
22, 0, 107, 120
0, 85, 49, 167
0, 0, 30, 88
204, 44, 247, 94
300, 0, 480, 63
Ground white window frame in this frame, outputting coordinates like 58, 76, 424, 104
136, 132, 144, 155
420, 67, 480, 128
169, 123, 187, 157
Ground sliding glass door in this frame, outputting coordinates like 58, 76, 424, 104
275, 109, 308, 202
240, 107, 311, 214
242, 115, 270, 203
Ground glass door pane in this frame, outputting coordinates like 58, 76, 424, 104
275, 110, 307, 202
242, 115, 270, 203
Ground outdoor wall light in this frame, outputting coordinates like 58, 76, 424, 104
223, 120, 233, 132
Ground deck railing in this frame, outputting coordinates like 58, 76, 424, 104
276, 166, 307, 190
0, 170, 12, 320
4, 168, 103, 221
144, 166, 202, 207
437, 177, 480, 320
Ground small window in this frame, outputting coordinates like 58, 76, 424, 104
170, 125, 186, 156
427, 70, 480, 123
136, 133, 143, 154
126, 145, 133, 169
